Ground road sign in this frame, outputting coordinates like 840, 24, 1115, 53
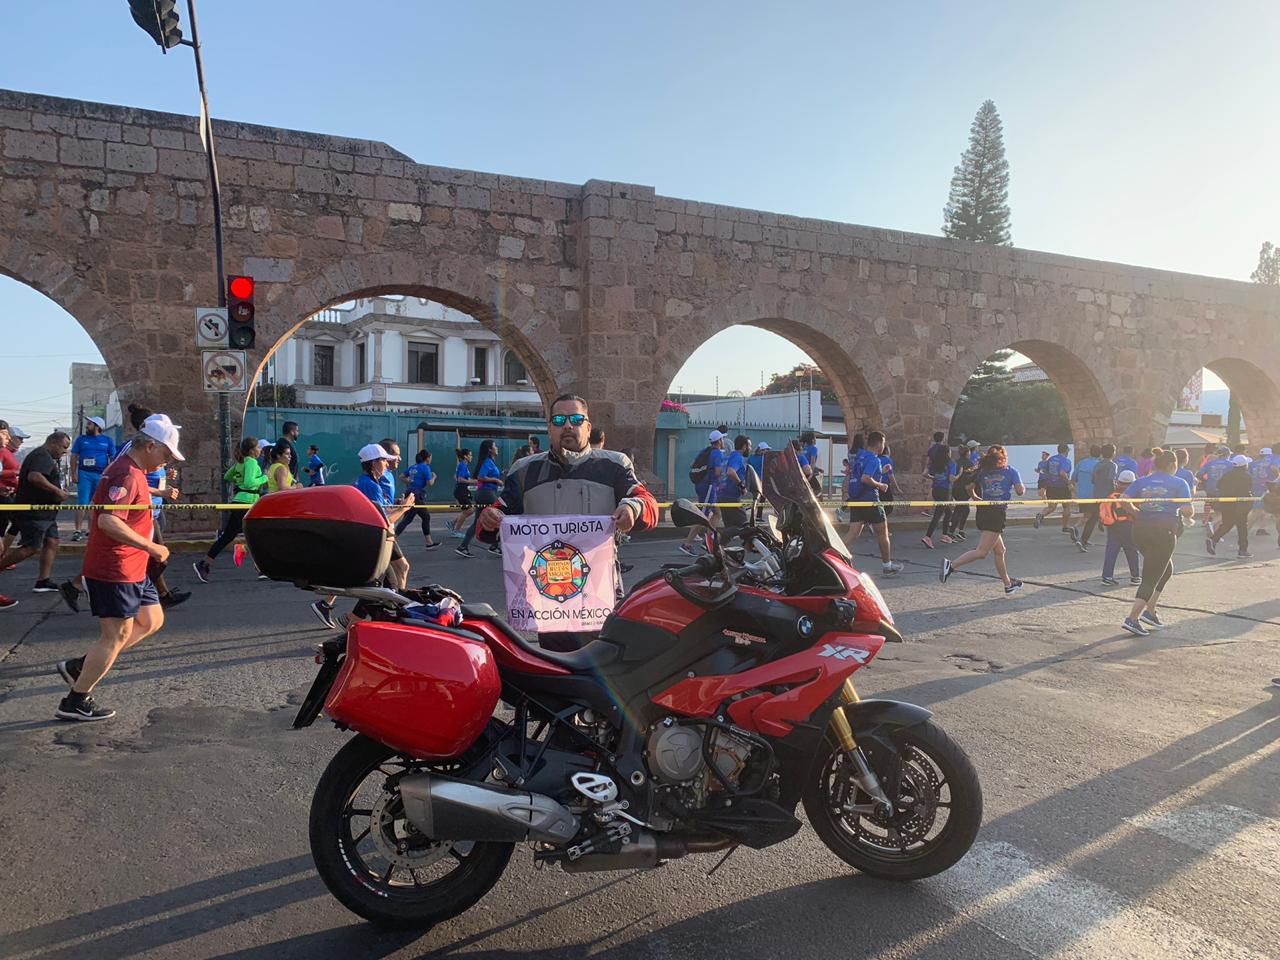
195, 307, 229, 348
202, 350, 249, 393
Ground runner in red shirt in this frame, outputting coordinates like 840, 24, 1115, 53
54, 414, 184, 722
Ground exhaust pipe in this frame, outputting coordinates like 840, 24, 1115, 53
398, 774, 579, 845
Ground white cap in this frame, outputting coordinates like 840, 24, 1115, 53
358, 442, 392, 463
139, 413, 184, 461
1117, 470, 1137, 483
1260, 448, 1273, 456
85, 415, 106, 430
708, 430, 725, 442
1230, 454, 1250, 466
10, 425, 30, 439
755, 441, 771, 451
965, 439, 981, 448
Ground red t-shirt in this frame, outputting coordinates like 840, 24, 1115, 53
82, 454, 154, 583
0, 446, 18, 494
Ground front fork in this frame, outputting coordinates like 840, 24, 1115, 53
828, 680, 894, 817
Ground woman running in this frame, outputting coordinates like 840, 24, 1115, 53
193, 437, 267, 583
1120, 448, 1192, 636
265, 440, 296, 493
921, 442, 956, 549
395, 450, 438, 549
940, 444, 1024, 595
448, 448, 477, 537
944, 453, 978, 542
456, 440, 502, 558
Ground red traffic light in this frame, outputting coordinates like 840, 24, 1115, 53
228, 275, 255, 300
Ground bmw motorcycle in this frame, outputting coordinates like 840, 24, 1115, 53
245, 449, 981, 930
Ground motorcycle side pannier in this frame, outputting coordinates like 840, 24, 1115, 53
243, 486, 390, 587
325, 621, 501, 759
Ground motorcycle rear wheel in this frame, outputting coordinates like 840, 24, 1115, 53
803, 718, 981, 880
309, 734, 514, 929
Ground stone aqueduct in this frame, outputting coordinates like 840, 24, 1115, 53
2, 88, 1279, 512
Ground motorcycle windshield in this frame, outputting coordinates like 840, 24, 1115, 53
761, 448, 851, 561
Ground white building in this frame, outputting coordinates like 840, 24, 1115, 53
263, 296, 542, 414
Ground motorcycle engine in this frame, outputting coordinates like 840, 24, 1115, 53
646, 719, 756, 808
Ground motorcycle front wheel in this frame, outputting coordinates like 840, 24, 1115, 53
309, 734, 514, 929
803, 718, 981, 880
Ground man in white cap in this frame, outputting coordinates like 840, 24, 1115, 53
54, 414, 182, 721
69, 414, 117, 543
679, 429, 726, 556
1206, 454, 1255, 559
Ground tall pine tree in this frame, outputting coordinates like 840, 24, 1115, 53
942, 100, 1012, 245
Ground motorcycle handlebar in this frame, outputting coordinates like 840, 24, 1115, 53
663, 553, 738, 609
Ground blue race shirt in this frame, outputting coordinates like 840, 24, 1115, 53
977, 466, 1023, 503
803, 443, 819, 467
1125, 472, 1191, 528
706, 447, 728, 502
72, 433, 116, 475
848, 448, 884, 503
146, 467, 164, 518
720, 450, 746, 501
1115, 456, 1139, 476
476, 457, 502, 491
355, 472, 391, 507
1073, 457, 1098, 500
1197, 458, 1232, 495
1248, 457, 1278, 496
379, 471, 396, 503
1175, 467, 1197, 494
455, 461, 471, 483
1034, 460, 1050, 483
307, 453, 326, 486
407, 462, 433, 494
747, 453, 765, 479
1044, 453, 1073, 488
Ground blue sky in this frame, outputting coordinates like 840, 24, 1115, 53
2, 0, 1275, 435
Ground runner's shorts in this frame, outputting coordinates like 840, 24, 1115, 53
849, 504, 887, 525
85, 576, 159, 620
77, 473, 103, 505
17, 516, 59, 549
453, 484, 472, 508
975, 504, 1008, 533
1045, 486, 1071, 501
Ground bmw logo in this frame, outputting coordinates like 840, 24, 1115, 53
797, 616, 815, 637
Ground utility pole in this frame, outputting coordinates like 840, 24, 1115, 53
128, 0, 230, 496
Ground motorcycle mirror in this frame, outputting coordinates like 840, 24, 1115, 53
670, 498, 711, 529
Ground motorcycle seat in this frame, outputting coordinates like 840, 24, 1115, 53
460, 603, 620, 673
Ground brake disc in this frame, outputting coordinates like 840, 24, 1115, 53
369, 789, 454, 870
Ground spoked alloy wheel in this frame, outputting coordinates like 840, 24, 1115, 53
803, 719, 981, 880
309, 735, 513, 928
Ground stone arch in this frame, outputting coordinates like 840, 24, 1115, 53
939, 333, 1119, 452
1168, 356, 1280, 452
245, 251, 573, 418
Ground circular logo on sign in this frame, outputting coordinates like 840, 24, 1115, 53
527, 540, 591, 604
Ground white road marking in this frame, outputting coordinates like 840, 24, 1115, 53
926, 840, 1268, 960
1129, 803, 1280, 879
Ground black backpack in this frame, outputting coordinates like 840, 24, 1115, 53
688, 446, 713, 486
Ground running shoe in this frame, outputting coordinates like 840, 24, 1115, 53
309, 600, 337, 630
1068, 526, 1080, 544
487, 544, 502, 555
450, 529, 466, 539
444, 519, 455, 533
1004, 580, 1023, 595
257, 573, 271, 580
1100, 576, 1119, 586
455, 547, 473, 558
881, 561, 904, 577
953, 531, 967, 542
1032, 514, 1042, 530
58, 581, 81, 613
70, 531, 83, 543
1237, 551, 1254, 559
1204, 536, 1216, 556
1129, 576, 1142, 585
677, 543, 700, 557
0, 595, 17, 610
1204, 520, 1215, 538
920, 536, 934, 549
233, 543, 247, 567
424, 540, 439, 550
1076, 540, 1089, 553
56, 657, 83, 685
55, 694, 114, 722
160, 590, 191, 609
1140, 611, 1163, 628
33, 579, 58, 593
192, 559, 212, 583
940, 534, 954, 545
940, 557, 953, 583
1121, 617, 1149, 637
1254, 529, 1269, 537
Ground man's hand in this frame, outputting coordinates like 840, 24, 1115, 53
478, 506, 504, 532
55, 487, 68, 502
403, 491, 416, 506
613, 502, 637, 533
149, 542, 170, 565
164, 486, 181, 502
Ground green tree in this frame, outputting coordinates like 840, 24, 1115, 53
951, 380, 1070, 445
754, 363, 837, 402
942, 100, 1013, 245
1250, 240, 1279, 285
249, 381, 297, 407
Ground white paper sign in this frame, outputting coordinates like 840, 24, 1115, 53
500, 514, 619, 633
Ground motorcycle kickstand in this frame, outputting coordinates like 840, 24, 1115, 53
707, 844, 740, 877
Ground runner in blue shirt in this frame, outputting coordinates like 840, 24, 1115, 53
457, 439, 503, 557
1068, 445, 1100, 552
719, 435, 750, 527
843, 431, 903, 577
304, 445, 326, 486
941, 444, 1025, 595
747, 441, 769, 482
921, 441, 958, 548
69, 416, 117, 542
1247, 447, 1279, 537
1120, 449, 1192, 637
1034, 443, 1074, 533
680, 431, 727, 555
1115, 446, 1140, 477
801, 430, 823, 496
1196, 446, 1234, 536
394, 449, 438, 549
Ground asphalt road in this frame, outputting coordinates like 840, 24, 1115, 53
1, 521, 1278, 960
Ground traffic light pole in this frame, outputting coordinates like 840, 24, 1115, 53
181, 0, 232, 498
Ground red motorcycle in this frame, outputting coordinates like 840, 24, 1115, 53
244, 450, 981, 930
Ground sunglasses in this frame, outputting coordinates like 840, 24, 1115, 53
550, 414, 586, 427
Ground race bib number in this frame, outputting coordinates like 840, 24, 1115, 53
82, 457, 96, 468
500, 514, 619, 633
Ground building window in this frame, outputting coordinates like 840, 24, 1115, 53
355, 342, 366, 384
313, 344, 335, 386
473, 346, 488, 385
408, 342, 439, 385
503, 351, 528, 385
